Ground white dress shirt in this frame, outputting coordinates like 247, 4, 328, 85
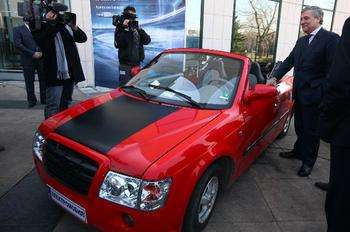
308, 26, 322, 44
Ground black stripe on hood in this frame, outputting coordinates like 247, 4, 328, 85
55, 95, 178, 154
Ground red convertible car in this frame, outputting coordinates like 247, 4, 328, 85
33, 48, 293, 232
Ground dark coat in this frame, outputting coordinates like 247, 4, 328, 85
33, 23, 87, 86
274, 28, 339, 105
319, 18, 350, 147
13, 24, 41, 66
114, 26, 151, 66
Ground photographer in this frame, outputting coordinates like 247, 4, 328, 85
114, 6, 151, 86
33, 10, 87, 119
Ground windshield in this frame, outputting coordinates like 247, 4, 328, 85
126, 52, 243, 109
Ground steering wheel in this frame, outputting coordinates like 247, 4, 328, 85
207, 78, 235, 94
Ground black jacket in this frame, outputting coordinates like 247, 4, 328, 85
273, 28, 339, 105
33, 23, 87, 86
319, 18, 350, 146
114, 26, 151, 65
13, 24, 41, 66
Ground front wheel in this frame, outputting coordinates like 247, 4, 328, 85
183, 164, 221, 232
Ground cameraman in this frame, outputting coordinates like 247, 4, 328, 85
114, 6, 151, 86
33, 10, 87, 119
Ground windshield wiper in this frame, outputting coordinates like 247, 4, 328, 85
120, 85, 151, 101
148, 84, 202, 109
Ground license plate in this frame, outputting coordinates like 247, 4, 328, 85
48, 186, 87, 223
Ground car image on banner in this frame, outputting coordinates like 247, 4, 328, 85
90, 0, 186, 88
33, 49, 294, 231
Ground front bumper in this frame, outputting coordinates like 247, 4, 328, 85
33, 135, 181, 232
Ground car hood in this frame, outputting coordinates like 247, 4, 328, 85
42, 91, 221, 177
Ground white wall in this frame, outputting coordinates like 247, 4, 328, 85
202, 0, 234, 52
70, 0, 95, 87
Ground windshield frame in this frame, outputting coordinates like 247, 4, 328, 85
126, 50, 244, 110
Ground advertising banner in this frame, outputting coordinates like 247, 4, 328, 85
90, 0, 186, 88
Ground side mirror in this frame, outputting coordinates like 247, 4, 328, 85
243, 84, 277, 104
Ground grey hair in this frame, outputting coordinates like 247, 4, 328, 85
302, 6, 324, 24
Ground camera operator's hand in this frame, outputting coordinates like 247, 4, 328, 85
32, 52, 42, 59
123, 19, 130, 27
266, 77, 278, 86
68, 23, 78, 31
46, 11, 57, 21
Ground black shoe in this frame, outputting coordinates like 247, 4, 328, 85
28, 101, 37, 108
314, 182, 329, 191
0, 145, 4, 152
279, 151, 301, 160
298, 164, 312, 177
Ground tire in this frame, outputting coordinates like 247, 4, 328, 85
183, 164, 222, 232
278, 113, 292, 138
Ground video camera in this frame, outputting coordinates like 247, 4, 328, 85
17, 0, 76, 31
112, 10, 139, 30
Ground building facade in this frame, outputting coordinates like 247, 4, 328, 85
0, 0, 349, 87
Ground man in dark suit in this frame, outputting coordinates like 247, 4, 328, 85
318, 17, 350, 232
13, 18, 45, 107
271, 6, 339, 177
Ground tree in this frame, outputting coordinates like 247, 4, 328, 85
232, 16, 246, 54
244, 0, 278, 61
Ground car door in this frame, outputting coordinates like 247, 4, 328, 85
240, 74, 279, 165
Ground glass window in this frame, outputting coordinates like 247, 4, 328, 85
185, 0, 202, 48
232, 0, 281, 64
127, 52, 243, 109
0, 0, 22, 70
0, 0, 70, 71
303, 0, 336, 31
304, 0, 336, 11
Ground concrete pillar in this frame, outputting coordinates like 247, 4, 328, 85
202, 0, 234, 52
70, 0, 95, 87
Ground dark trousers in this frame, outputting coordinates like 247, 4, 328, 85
118, 64, 133, 87
45, 81, 74, 119
23, 60, 46, 104
326, 145, 350, 232
293, 102, 320, 167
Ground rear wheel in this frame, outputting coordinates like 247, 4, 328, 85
278, 113, 292, 138
183, 164, 221, 232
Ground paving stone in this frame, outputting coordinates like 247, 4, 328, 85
278, 221, 327, 232
53, 214, 97, 232
0, 170, 62, 231
250, 151, 303, 182
204, 222, 281, 232
210, 172, 274, 224
257, 179, 326, 222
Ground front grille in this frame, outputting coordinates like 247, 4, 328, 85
43, 140, 99, 195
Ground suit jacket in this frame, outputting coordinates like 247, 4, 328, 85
33, 22, 87, 86
13, 24, 41, 66
273, 28, 339, 105
319, 18, 350, 147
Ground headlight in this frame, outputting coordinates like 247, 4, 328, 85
99, 172, 141, 208
99, 171, 172, 211
33, 132, 46, 161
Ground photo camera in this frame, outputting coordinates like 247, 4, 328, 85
17, 0, 75, 31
